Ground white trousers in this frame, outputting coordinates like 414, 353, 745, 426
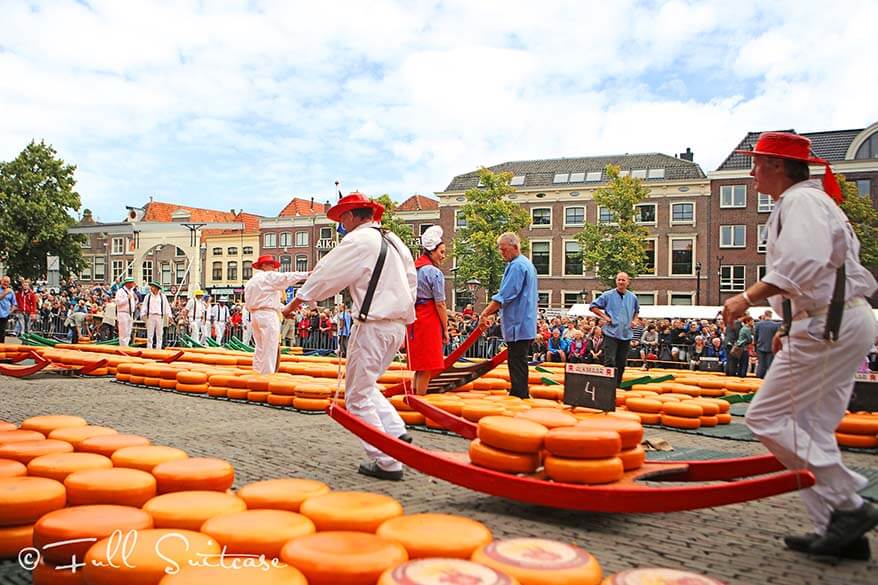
251, 310, 281, 375
746, 302, 877, 532
189, 320, 202, 343
345, 320, 407, 472
146, 315, 163, 349
242, 322, 252, 346
214, 321, 226, 345
117, 313, 132, 347
202, 321, 212, 344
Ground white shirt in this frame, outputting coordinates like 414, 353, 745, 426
115, 287, 135, 314
242, 307, 250, 324
763, 179, 878, 317
186, 298, 207, 321
143, 292, 172, 317
296, 222, 417, 324
210, 304, 230, 322
244, 270, 308, 311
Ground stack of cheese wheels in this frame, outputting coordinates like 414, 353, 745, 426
143, 490, 247, 530
201, 509, 316, 557
836, 413, 878, 448
176, 371, 209, 394
281, 531, 408, 585
660, 400, 703, 430
472, 538, 603, 585
267, 377, 297, 406
470, 416, 546, 475
621, 396, 663, 426
65, 468, 157, 507
574, 417, 645, 472
379, 558, 518, 585
226, 374, 251, 400
299, 491, 403, 532
111, 445, 188, 472
157, 365, 182, 390
158, 564, 308, 584
151, 457, 235, 493
390, 395, 426, 426
600, 567, 725, 584
294, 383, 332, 411
0, 476, 66, 559
236, 477, 331, 512
376, 513, 493, 559
245, 374, 271, 403
542, 426, 624, 484
208, 373, 235, 398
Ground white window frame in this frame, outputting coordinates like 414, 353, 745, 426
227, 247, 238, 256
561, 290, 582, 308
279, 232, 291, 248
757, 192, 775, 213
531, 207, 552, 228
142, 260, 153, 284
668, 292, 695, 305
563, 239, 583, 276
642, 237, 657, 275
530, 240, 552, 276
294, 231, 309, 247
455, 209, 467, 230
295, 254, 308, 272
563, 205, 585, 227
111, 237, 125, 255
720, 265, 746, 292
227, 261, 238, 281
631, 169, 647, 179
719, 225, 747, 248
647, 168, 665, 179
93, 256, 106, 281
111, 260, 125, 281
634, 203, 657, 225
668, 236, 696, 276
586, 171, 602, 182
670, 201, 695, 225
597, 206, 614, 224
635, 292, 657, 306
80, 256, 93, 280
720, 184, 747, 208
263, 233, 276, 248
757, 224, 767, 254
175, 262, 185, 285
569, 172, 585, 183
319, 227, 333, 240
160, 262, 171, 286
537, 290, 552, 309
553, 173, 569, 184
510, 175, 525, 186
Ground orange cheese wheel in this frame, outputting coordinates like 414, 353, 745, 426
699, 416, 719, 427
469, 439, 541, 474
159, 378, 178, 390
245, 375, 271, 391
0, 458, 27, 478
208, 386, 230, 398
34, 505, 154, 565
575, 418, 643, 450
0, 477, 66, 526
84, 529, 221, 585
209, 374, 238, 387
143, 490, 247, 531
281, 531, 408, 585
112, 445, 188, 472
129, 375, 145, 385
398, 411, 426, 425
0, 430, 46, 445
27, 452, 113, 482
838, 415, 878, 435
267, 379, 298, 396
700, 398, 730, 413
157, 564, 308, 585
152, 457, 235, 493
836, 432, 878, 448
0, 422, 15, 432
624, 398, 663, 414
48, 426, 118, 448
462, 403, 507, 422
0, 439, 73, 464
515, 408, 578, 429
20, 415, 88, 436
544, 428, 621, 459
716, 413, 732, 424
633, 413, 661, 425
379, 558, 519, 585
0, 524, 33, 559
200, 509, 316, 557
300, 491, 403, 532
248, 390, 270, 402
689, 400, 720, 416
176, 382, 208, 394
660, 414, 702, 429
65, 468, 157, 507
390, 394, 414, 411
226, 376, 251, 389
601, 567, 724, 584
544, 456, 624, 484
606, 411, 644, 423
376, 513, 493, 559
472, 538, 603, 585
176, 371, 208, 385
293, 397, 330, 410
77, 434, 151, 457
478, 416, 548, 453
435, 401, 464, 416
237, 478, 331, 512
143, 377, 161, 387
661, 402, 703, 418
267, 394, 295, 406
618, 445, 645, 471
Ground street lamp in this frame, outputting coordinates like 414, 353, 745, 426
466, 278, 482, 311
695, 261, 702, 305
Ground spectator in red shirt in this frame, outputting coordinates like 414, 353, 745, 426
15, 280, 38, 334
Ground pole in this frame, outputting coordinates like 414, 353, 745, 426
695, 262, 702, 305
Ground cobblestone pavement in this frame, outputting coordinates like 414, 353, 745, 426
1, 375, 876, 585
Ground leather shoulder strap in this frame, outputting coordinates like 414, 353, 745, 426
357, 228, 390, 322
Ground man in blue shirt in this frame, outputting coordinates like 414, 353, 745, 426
479, 232, 538, 398
546, 328, 569, 362
590, 272, 640, 388
0, 276, 17, 342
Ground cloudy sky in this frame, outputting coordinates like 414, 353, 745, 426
2, 0, 876, 222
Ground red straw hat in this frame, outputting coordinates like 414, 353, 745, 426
735, 131, 842, 204
252, 254, 281, 269
326, 192, 385, 222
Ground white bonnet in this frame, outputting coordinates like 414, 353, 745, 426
420, 225, 444, 252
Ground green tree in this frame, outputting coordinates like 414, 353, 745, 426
375, 194, 417, 257
452, 168, 531, 302
838, 174, 878, 269
574, 164, 650, 287
0, 141, 86, 279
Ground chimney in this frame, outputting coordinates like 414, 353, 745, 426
310, 197, 314, 210
680, 147, 694, 162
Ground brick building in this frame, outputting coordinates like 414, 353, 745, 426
437, 153, 709, 310
708, 122, 878, 306
258, 197, 331, 274
202, 211, 263, 300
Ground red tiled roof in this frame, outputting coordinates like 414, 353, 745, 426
141, 201, 238, 223
278, 197, 327, 217
397, 195, 439, 211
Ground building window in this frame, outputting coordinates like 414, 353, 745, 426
564, 240, 582, 275
643, 239, 656, 275
537, 292, 550, 309
94, 257, 106, 281
670, 238, 694, 275
647, 168, 665, 179
227, 261, 238, 281
634, 203, 656, 224
242, 261, 253, 280
455, 210, 467, 229
110, 260, 124, 281
296, 255, 308, 272
531, 208, 552, 227
227, 247, 238, 256
510, 175, 525, 186
279, 232, 291, 248
263, 233, 276, 248
320, 227, 333, 239
720, 225, 746, 248
856, 179, 872, 197
670, 293, 694, 305
631, 169, 647, 179
757, 265, 767, 281
80, 257, 93, 280
243, 246, 254, 255
212, 262, 222, 280
670, 202, 694, 224
586, 171, 602, 182
757, 224, 767, 253
295, 232, 309, 247
563, 292, 581, 308
553, 173, 569, 184
419, 224, 434, 235
175, 262, 185, 285
142, 261, 153, 284
531, 241, 551, 276
854, 133, 878, 159
280, 255, 292, 272
564, 206, 585, 226
111, 237, 125, 255
160, 263, 171, 286
636, 292, 656, 306
212, 247, 222, 256
757, 193, 775, 213
720, 265, 746, 292
598, 206, 613, 224
720, 184, 747, 208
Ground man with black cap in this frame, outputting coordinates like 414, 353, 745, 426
723, 131, 878, 560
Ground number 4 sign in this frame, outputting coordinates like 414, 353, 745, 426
563, 363, 617, 412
